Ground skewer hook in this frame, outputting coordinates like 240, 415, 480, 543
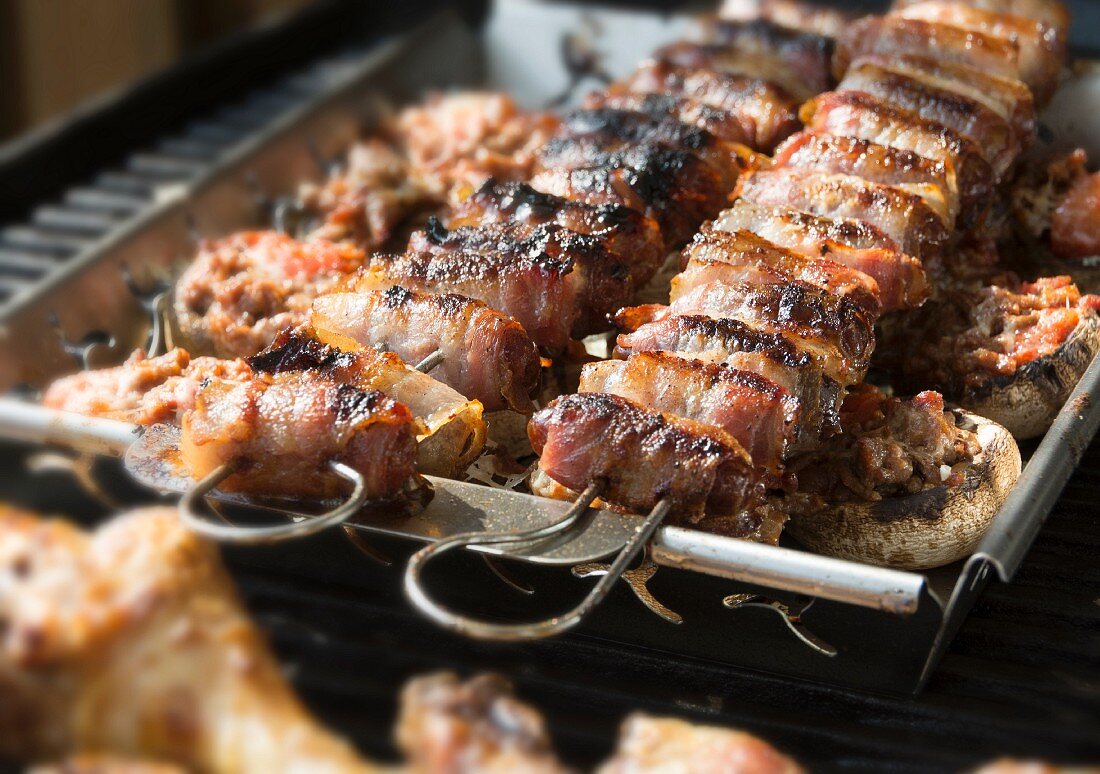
178, 459, 369, 544
404, 485, 671, 640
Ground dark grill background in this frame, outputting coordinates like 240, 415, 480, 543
0, 1, 1097, 771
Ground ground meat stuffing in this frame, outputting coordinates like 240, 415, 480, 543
877, 275, 1100, 395
173, 231, 365, 358
787, 385, 980, 506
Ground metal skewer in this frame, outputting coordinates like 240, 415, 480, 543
403, 483, 673, 640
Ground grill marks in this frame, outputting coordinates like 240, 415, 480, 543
530, 0, 1063, 534
180, 332, 421, 501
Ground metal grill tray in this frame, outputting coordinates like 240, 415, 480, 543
2, 5, 1098, 694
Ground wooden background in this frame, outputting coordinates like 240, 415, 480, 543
0, 0, 314, 141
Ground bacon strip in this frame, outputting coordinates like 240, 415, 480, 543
683, 226, 882, 316
180, 337, 419, 500
837, 60, 1018, 176
528, 392, 764, 528
773, 129, 957, 225
712, 200, 929, 312
892, 1, 1065, 104
449, 180, 665, 287
580, 352, 799, 475
588, 68, 798, 151
740, 167, 949, 258
614, 313, 841, 444
311, 286, 541, 413
801, 91, 994, 226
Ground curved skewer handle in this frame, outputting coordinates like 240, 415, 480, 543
404, 486, 671, 641
178, 459, 368, 544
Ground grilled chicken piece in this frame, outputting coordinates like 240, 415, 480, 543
531, 108, 747, 249
598, 715, 804, 774
614, 313, 841, 443
834, 16, 1022, 85
408, 218, 635, 338
42, 349, 250, 426
712, 200, 928, 312
740, 167, 949, 259
682, 227, 882, 317
801, 91, 995, 223
892, 1, 1065, 104
658, 266, 875, 386
592, 61, 800, 151
172, 231, 366, 358
773, 129, 957, 226
529, 392, 767, 533
299, 138, 440, 250
837, 61, 1019, 177
311, 286, 541, 413
449, 179, 666, 287
181, 335, 421, 500
396, 674, 567, 774
580, 352, 799, 475
386, 91, 560, 198
0, 506, 376, 773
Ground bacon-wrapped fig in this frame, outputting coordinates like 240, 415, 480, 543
579, 352, 799, 476
528, 392, 769, 536
449, 179, 666, 287
180, 348, 419, 501
711, 199, 929, 311
310, 285, 541, 413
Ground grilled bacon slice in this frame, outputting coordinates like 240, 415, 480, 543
531, 108, 747, 248
739, 167, 949, 258
449, 180, 665, 287
587, 65, 800, 151
850, 53, 1036, 152
837, 61, 1019, 176
707, 18, 835, 95
181, 349, 418, 501
172, 231, 365, 358
615, 314, 840, 442
711, 200, 928, 312
773, 130, 957, 225
683, 226, 882, 317
408, 218, 633, 341
659, 19, 832, 101
252, 329, 485, 477
579, 352, 799, 475
720, 0, 855, 37
529, 392, 765, 529
892, 0, 1070, 37
834, 16, 1022, 84
660, 269, 875, 386
801, 91, 994, 226
43, 349, 251, 426
310, 286, 541, 413
892, 1, 1065, 104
